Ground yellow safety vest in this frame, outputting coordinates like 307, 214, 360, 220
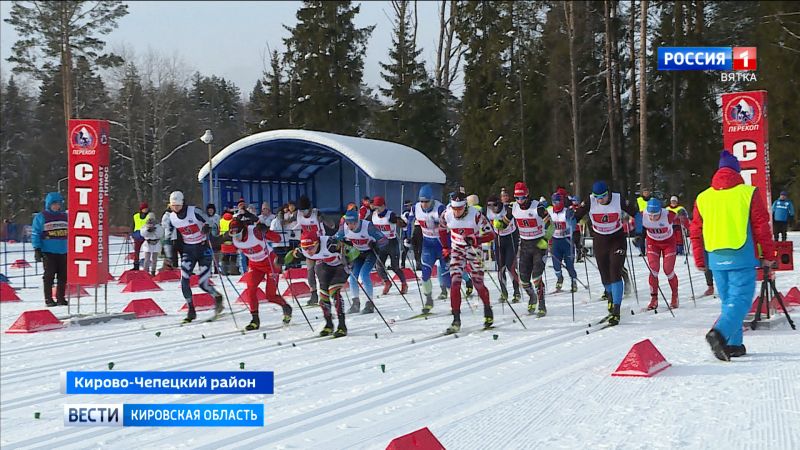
636, 197, 648, 215
133, 212, 148, 231
695, 184, 755, 252
667, 205, 686, 216
220, 217, 231, 234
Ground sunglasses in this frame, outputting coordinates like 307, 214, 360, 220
515, 196, 527, 201
487, 202, 498, 208
591, 191, 609, 199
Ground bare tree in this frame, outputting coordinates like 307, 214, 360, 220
639, 0, 648, 190
434, 0, 464, 91
565, 1, 581, 194
671, 1, 683, 193
604, 0, 620, 188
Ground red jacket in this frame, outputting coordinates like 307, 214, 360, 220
689, 167, 774, 268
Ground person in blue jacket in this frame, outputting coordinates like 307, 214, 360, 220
771, 191, 795, 241
32, 192, 69, 307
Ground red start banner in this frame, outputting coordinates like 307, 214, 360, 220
67, 119, 110, 286
720, 90, 771, 215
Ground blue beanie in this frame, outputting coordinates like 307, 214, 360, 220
646, 198, 662, 214
418, 184, 433, 201
592, 181, 609, 196
344, 209, 359, 223
719, 150, 741, 172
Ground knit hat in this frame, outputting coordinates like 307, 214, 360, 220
344, 209, 359, 223
514, 182, 528, 197
646, 198, 662, 214
139, 202, 149, 210
372, 196, 385, 207
780, 191, 788, 196
591, 181, 609, 197
228, 219, 244, 235
298, 195, 311, 210
719, 150, 741, 172
418, 185, 433, 201
222, 212, 233, 220
466, 194, 479, 207
670, 196, 678, 203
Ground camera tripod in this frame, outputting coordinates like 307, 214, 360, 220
750, 267, 796, 331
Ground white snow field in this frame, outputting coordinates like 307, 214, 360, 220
1, 235, 799, 450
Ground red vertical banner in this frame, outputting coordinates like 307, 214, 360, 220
720, 90, 771, 215
67, 119, 110, 286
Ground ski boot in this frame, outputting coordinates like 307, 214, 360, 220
281, 304, 293, 325
647, 295, 658, 311
725, 344, 746, 358
483, 305, 494, 329
381, 281, 391, 296
306, 291, 319, 306
527, 300, 537, 315
320, 318, 334, 337
670, 292, 679, 309
183, 304, 197, 323
445, 313, 461, 335
438, 288, 449, 300
705, 329, 730, 361
422, 294, 434, 314
45, 299, 57, 307
511, 292, 521, 303
555, 276, 564, 292
570, 279, 578, 293
604, 291, 612, 312
245, 312, 260, 331
334, 315, 347, 337
465, 286, 474, 297
347, 298, 361, 314
703, 285, 714, 297
607, 303, 621, 326
214, 293, 224, 316
400, 281, 408, 294
536, 300, 547, 318
361, 300, 375, 314
499, 291, 508, 303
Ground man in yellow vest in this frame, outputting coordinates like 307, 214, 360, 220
690, 150, 775, 361
667, 195, 690, 255
132, 202, 149, 270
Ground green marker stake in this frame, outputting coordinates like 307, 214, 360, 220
155, 331, 161, 337
493, 334, 499, 340
34, 412, 41, 419
380, 364, 386, 373
239, 362, 245, 370
108, 362, 115, 370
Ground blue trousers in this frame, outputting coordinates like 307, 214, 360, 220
421, 238, 451, 289
350, 251, 377, 301
712, 267, 756, 346
551, 238, 577, 280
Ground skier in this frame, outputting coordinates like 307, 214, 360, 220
406, 184, 451, 313
666, 196, 690, 255
574, 181, 638, 325
296, 195, 326, 306
31, 192, 68, 307
439, 192, 497, 333
285, 231, 357, 337
511, 182, 551, 317
165, 191, 224, 323
335, 209, 389, 314
140, 214, 164, 276
691, 150, 774, 360
642, 198, 680, 310
371, 196, 408, 295
227, 219, 292, 330
549, 191, 579, 293
486, 194, 521, 302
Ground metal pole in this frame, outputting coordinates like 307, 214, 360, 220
22, 241, 26, 288
208, 143, 213, 206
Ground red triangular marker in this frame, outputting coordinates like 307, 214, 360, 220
118, 269, 150, 284
236, 287, 267, 305
121, 277, 163, 293
749, 297, 769, 314
282, 282, 312, 298
122, 298, 166, 318
286, 267, 308, 280
189, 274, 214, 287
10, 259, 32, 269
6, 310, 64, 333
153, 269, 181, 282
612, 339, 671, 377
784, 287, 800, 306
179, 293, 217, 311
394, 267, 417, 281
386, 427, 446, 450
0, 282, 21, 302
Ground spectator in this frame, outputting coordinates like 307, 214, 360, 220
206, 204, 221, 273
259, 202, 276, 226
771, 191, 795, 241
32, 192, 68, 307
140, 214, 164, 276
160, 204, 177, 271
359, 196, 373, 221
132, 202, 150, 270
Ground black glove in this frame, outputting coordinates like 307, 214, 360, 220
34, 248, 43, 262
201, 223, 210, 235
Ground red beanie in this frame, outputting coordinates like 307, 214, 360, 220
514, 182, 528, 197
139, 202, 149, 210
372, 196, 385, 207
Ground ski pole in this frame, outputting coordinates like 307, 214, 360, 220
403, 242, 426, 309
624, 230, 640, 306
681, 226, 697, 307
344, 254, 393, 333
282, 267, 314, 331
479, 242, 526, 328
207, 239, 239, 329
371, 247, 413, 311
638, 253, 676, 318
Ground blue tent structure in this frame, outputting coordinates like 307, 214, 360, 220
197, 130, 446, 214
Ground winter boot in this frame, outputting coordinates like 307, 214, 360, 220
347, 298, 361, 314
422, 294, 434, 314
607, 303, 621, 326
705, 329, 730, 361
647, 294, 658, 311
725, 344, 746, 358
670, 291, 679, 309
555, 276, 564, 292
445, 312, 462, 335
281, 304, 293, 325
400, 281, 408, 294
334, 314, 347, 337
245, 312, 260, 331
45, 299, 57, 307
361, 300, 375, 314
214, 293, 224, 315
320, 317, 334, 337
306, 291, 319, 306
483, 305, 494, 329
382, 281, 391, 296
438, 288, 449, 300
703, 285, 714, 297
183, 304, 197, 323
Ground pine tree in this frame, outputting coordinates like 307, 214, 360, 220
283, 1, 374, 135
0, 77, 36, 221
248, 50, 289, 132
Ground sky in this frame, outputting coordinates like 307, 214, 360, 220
0, 1, 458, 99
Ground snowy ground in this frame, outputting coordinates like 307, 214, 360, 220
1, 235, 799, 449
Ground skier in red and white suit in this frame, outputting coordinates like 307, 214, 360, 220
438, 192, 497, 334
642, 198, 681, 310
228, 219, 293, 330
